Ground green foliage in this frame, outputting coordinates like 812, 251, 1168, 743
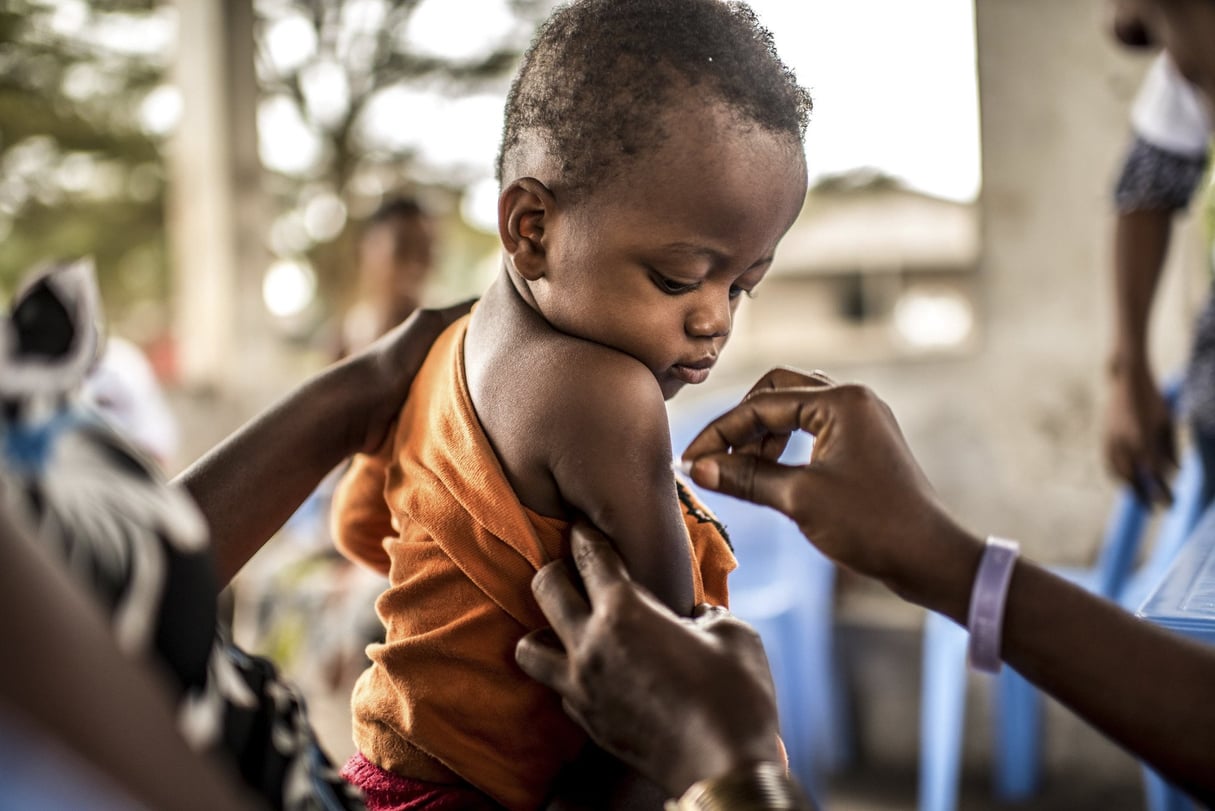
0, 0, 168, 325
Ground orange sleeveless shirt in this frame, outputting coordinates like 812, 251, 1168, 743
332, 316, 736, 810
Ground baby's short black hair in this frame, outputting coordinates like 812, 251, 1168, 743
496, 0, 812, 197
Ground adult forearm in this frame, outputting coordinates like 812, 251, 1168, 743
175, 356, 377, 587
1109, 208, 1172, 369
999, 560, 1215, 803
898, 534, 1215, 801
175, 304, 467, 587
893, 536, 1215, 804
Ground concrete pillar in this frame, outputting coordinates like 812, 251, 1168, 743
166, 0, 273, 394
164, 0, 301, 470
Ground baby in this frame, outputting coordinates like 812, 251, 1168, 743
332, 1, 810, 808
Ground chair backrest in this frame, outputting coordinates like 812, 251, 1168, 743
1091, 488, 1151, 600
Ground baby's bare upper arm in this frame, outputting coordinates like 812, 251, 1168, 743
545, 354, 695, 616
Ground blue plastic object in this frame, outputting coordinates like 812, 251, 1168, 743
1137, 501, 1215, 643
668, 387, 851, 799
1136, 481, 1215, 811
917, 382, 1205, 811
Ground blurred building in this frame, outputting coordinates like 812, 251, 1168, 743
728, 172, 981, 369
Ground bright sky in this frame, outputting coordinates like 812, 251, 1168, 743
748, 0, 982, 202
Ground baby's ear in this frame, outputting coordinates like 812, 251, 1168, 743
498, 177, 554, 281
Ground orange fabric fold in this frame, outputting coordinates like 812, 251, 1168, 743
332, 315, 736, 811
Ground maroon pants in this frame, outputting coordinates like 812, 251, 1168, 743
341, 752, 506, 811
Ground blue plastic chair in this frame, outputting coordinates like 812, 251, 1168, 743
917, 384, 1206, 811
668, 388, 852, 799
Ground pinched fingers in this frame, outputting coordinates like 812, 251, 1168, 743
743, 366, 837, 395
683, 380, 887, 464
736, 368, 836, 459
686, 452, 804, 520
681, 387, 828, 463
678, 388, 829, 516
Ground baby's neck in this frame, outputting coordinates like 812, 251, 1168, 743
474, 266, 554, 337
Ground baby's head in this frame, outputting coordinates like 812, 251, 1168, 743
496, 0, 811, 200
496, 0, 811, 399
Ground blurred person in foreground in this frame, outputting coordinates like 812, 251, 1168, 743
0, 259, 474, 811
82, 335, 180, 471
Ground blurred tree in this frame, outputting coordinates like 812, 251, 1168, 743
0, 0, 172, 335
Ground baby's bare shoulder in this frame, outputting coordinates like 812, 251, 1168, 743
544, 335, 665, 428
469, 327, 669, 515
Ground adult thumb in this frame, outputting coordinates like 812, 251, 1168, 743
688, 452, 797, 517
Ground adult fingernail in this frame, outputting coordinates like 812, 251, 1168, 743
692, 458, 720, 490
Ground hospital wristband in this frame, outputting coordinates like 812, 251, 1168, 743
966, 536, 1021, 673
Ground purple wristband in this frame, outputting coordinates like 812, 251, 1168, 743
966, 536, 1020, 673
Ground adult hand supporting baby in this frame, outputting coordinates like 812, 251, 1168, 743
681, 368, 984, 623
178, 300, 473, 587
516, 520, 787, 801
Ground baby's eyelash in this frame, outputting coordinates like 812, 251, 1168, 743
649, 269, 698, 295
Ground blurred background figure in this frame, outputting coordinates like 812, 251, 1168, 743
336, 197, 437, 358
1103, 1, 1214, 508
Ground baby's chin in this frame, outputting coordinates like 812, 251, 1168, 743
658, 375, 689, 402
